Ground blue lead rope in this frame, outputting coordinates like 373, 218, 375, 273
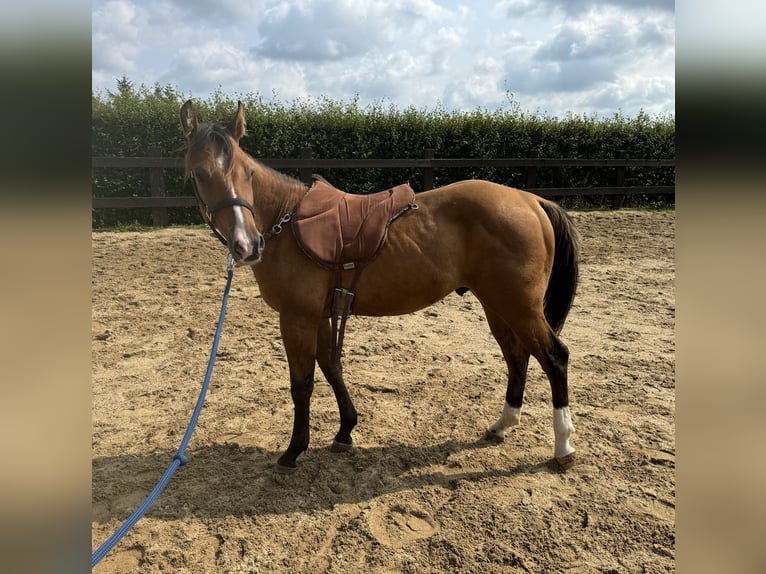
92, 255, 235, 568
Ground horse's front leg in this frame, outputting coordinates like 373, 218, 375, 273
316, 318, 358, 451
276, 313, 319, 471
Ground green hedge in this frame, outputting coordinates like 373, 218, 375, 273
92, 80, 675, 227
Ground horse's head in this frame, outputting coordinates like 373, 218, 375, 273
181, 100, 265, 264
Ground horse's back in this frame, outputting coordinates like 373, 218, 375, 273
352, 179, 555, 316
422, 179, 544, 211
414, 179, 553, 246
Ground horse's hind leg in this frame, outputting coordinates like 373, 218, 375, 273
516, 313, 576, 469
317, 319, 358, 451
546, 336, 575, 469
482, 305, 575, 469
483, 309, 530, 442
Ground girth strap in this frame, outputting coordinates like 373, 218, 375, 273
330, 267, 365, 366
291, 175, 418, 367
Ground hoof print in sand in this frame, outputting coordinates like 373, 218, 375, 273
368, 501, 439, 548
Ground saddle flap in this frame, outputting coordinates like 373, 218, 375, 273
292, 176, 417, 269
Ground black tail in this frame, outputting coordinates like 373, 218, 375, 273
538, 200, 579, 334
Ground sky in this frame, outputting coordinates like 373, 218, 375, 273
92, 0, 675, 118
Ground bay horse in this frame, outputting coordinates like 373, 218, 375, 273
180, 100, 580, 471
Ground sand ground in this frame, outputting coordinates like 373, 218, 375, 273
92, 209, 675, 573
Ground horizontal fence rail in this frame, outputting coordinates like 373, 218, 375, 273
93, 148, 674, 226
91, 157, 676, 169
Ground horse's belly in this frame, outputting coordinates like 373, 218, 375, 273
352, 285, 453, 316
350, 248, 459, 316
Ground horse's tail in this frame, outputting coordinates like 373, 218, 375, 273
538, 199, 580, 334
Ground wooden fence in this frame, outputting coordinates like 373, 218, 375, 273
93, 147, 674, 226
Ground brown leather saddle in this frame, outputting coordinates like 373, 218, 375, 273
291, 175, 418, 364
292, 175, 418, 270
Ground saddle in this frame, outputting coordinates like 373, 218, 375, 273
291, 175, 418, 364
292, 175, 417, 270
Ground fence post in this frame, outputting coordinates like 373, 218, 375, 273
525, 150, 539, 190
148, 146, 167, 227
611, 149, 627, 209
300, 147, 313, 186
423, 148, 435, 191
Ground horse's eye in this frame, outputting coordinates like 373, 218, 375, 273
194, 170, 209, 182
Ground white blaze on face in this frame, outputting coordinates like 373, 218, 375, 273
553, 406, 575, 459
487, 402, 522, 439
218, 153, 249, 251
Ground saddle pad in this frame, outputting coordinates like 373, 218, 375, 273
292, 176, 417, 269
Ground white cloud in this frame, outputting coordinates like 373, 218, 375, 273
177, 0, 265, 25
422, 26, 465, 73
253, 0, 451, 61
162, 39, 309, 99
490, 4, 675, 115
92, 0, 144, 72
497, 0, 673, 17
91, 0, 675, 118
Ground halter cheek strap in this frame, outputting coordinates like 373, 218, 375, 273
191, 178, 291, 249
192, 178, 257, 247
207, 198, 258, 247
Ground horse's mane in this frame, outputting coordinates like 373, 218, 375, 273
257, 159, 308, 194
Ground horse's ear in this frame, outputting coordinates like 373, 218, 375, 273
227, 101, 247, 141
180, 100, 198, 139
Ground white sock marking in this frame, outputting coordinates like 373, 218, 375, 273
553, 406, 575, 459
487, 403, 521, 439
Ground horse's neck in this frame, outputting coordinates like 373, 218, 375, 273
252, 164, 307, 227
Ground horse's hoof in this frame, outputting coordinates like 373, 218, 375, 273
329, 439, 353, 453
555, 451, 576, 470
274, 462, 297, 474
484, 429, 505, 443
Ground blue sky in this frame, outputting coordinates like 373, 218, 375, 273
92, 0, 675, 118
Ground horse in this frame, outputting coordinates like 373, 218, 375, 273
180, 100, 580, 472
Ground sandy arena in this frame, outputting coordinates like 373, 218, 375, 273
92, 209, 675, 573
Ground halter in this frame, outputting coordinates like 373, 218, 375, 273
190, 175, 258, 247
190, 175, 291, 249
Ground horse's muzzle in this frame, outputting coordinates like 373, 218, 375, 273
232, 233, 265, 264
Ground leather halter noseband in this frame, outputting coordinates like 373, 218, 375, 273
191, 176, 257, 247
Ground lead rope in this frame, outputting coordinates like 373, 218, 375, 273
92, 254, 236, 568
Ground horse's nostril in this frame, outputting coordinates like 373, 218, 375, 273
234, 236, 265, 263
232, 238, 250, 260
